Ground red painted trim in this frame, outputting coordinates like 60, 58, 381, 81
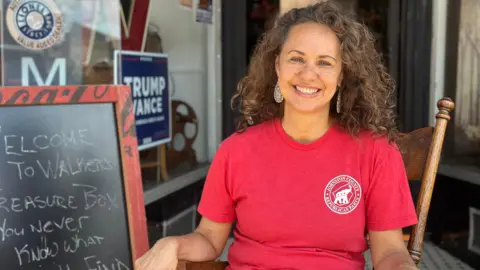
0, 85, 149, 260
121, 0, 150, 51
114, 85, 149, 260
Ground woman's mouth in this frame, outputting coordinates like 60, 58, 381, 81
295, 86, 320, 96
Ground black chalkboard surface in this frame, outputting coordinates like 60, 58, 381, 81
0, 85, 148, 270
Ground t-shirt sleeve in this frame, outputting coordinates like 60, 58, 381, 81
197, 144, 236, 223
365, 140, 418, 231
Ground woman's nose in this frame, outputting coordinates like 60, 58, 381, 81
298, 63, 319, 81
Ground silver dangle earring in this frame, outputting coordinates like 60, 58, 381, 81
247, 116, 254, 125
274, 83, 284, 103
336, 86, 341, 114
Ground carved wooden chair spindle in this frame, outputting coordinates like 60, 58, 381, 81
176, 97, 455, 269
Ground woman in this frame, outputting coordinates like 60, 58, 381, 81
136, 1, 418, 269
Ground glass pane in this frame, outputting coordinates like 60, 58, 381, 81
1, 0, 121, 86
139, 0, 210, 190
453, 0, 480, 161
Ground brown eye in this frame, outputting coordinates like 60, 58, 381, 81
290, 57, 304, 63
318, 60, 332, 66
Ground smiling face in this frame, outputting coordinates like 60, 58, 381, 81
275, 22, 343, 115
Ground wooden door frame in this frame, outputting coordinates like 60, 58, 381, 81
442, 0, 461, 155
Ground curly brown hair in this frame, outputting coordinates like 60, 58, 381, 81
231, 0, 399, 142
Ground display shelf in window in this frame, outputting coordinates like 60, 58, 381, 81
143, 162, 209, 205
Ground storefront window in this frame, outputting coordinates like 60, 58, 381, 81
134, 0, 221, 244
1, 0, 218, 185
137, 1, 216, 200
452, 0, 480, 163
1, 0, 121, 86
1, 1, 221, 236
439, 0, 480, 186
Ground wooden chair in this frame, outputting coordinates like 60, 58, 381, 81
177, 97, 455, 269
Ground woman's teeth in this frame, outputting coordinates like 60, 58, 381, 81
295, 86, 319, 94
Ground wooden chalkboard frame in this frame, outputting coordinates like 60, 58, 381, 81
0, 84, 149, 264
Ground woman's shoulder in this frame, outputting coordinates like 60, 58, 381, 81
218, 119, 275, 152
333, 124, 399, 153
352, 129, 401, 158
334, 127, 403, 170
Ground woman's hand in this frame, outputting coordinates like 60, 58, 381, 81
135, 237, 179, 270
135, 217, 233, 269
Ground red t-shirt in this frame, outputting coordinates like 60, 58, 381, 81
198, 118, 417, 269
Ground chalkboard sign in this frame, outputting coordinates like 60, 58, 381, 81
0, 85, 148, 269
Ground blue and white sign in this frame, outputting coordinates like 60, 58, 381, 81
114, 50, 171, 151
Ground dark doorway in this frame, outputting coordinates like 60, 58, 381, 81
357, 0, 432, 132
396, 0, 433, 132
221, 0, 247, 139
247, 1, 280, 65
221, 0, 279, 139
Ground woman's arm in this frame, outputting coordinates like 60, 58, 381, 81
364, 138, 418, 269
368, 229, 418, 270
176, 217, 233, 261
135, 217, 232, 269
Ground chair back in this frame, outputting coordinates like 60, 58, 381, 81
396, 97, 455, 264
177, 261, 227, 270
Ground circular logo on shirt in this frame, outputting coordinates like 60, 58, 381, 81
324, 175, 362, 214
6, 0, 64, 50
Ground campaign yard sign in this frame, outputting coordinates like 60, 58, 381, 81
114, 50, 171, 151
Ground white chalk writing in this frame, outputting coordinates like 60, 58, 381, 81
0, 125, 130, 269
15, 236, 59, 266
64, 234, 104, 253
0, 218, 24, 242
0, 193, 78, 213
30, 216, 89, 234
73, 184, 118, 211
84, 255, 130, 270
4, 129, 93, 156
8, 154, 115, 180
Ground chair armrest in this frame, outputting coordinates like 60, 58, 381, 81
177, 260, 228, 270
